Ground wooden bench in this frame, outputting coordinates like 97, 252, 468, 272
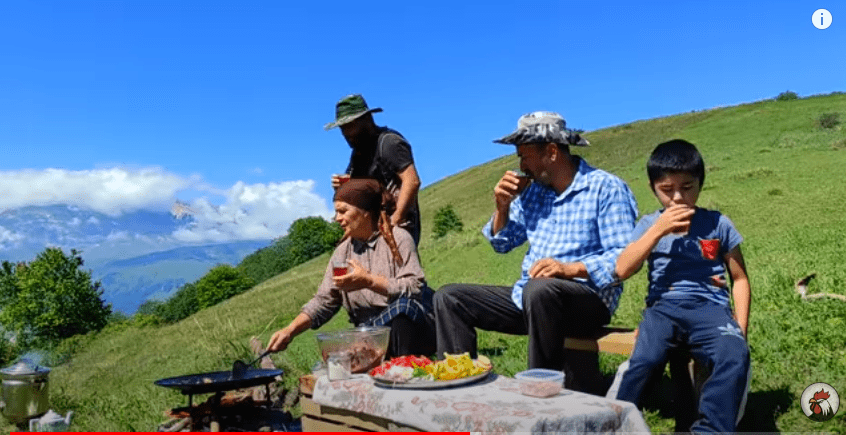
558, 326, 635, 395
565, 326, 706, 432
563, 326, 705, 387
564, 326, 637, 356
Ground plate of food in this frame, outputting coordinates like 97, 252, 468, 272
369, 353, 493, 389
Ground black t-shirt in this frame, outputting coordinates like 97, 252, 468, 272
346, 127, 420, 244
346, 128, 412, 185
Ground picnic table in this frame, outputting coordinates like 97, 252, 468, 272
302, 373, 650, 433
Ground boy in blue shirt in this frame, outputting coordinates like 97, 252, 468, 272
614, 139, 751, 433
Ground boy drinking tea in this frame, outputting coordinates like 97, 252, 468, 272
614, 139, 751, 433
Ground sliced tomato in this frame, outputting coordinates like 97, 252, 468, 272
369, 355, 434, 376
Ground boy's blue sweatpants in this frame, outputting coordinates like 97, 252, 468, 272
616, 297, 750, 433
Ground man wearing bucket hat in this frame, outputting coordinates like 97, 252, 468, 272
434, 111, 638, 393
325, 94, 422, 245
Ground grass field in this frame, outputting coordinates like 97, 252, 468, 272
5, 93, 846, 433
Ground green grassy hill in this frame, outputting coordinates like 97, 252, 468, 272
11, 93, 846, 433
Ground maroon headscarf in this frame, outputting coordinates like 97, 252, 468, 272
334, 179, 383, 215
333, 179, 402, 265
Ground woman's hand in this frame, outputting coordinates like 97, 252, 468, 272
266, 328, 295, 353
266, 313, 312, 353
332, 258, 373, 291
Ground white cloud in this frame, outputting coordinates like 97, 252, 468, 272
0, 226, 24, 246
106, 231, 130, 241
172, 180, 332, 243
0, 168, 198, 216
250, 167, 264, 175
1, 167, 334, 244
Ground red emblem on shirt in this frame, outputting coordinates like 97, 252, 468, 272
700, 239, 720, 260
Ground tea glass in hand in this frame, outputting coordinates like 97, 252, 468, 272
332, 173, 351, 189
670, 206, 693, 237
512, 169, 531, 193
332, 260, 348, 277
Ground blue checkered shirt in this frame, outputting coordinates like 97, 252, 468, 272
482, 157, 638, 314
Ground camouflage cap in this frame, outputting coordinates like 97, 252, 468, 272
323, 94, 383, 131
493, 111, 589, 146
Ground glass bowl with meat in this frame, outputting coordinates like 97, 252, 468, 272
315, 326, 390, 373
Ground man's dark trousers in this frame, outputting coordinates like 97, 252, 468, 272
434, 278, 610, 394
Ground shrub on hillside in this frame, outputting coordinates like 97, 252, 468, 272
195, 265, 256, 309
286, 217, 344, 265
134, 300, 167, 325
817, 112, 841, 129
433, 205, 464, 238
237, 238, 295, 284
133, 313, 163, 327
775, 91, 799, 101
136, 299, 165, 317
238, 217, 342, 285
155, 283, 199, 323
0, 248, 112, 347
107, 311, 130, 324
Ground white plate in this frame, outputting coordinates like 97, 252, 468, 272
371, 366, 493, 389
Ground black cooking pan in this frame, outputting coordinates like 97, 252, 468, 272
154, 368, 283, 396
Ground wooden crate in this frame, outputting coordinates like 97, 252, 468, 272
299, 375, 420, 432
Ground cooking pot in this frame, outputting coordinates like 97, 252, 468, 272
0, 359, 51, 425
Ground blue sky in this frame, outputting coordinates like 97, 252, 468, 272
0, 1, 842, 243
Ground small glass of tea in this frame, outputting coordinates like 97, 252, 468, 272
512, 169, 531, 192
332, 260, 348, 277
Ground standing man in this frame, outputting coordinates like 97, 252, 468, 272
434, 111, 638, 393
324, 94, 422, 245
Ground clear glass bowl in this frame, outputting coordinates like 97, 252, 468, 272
315, 326, 390, 374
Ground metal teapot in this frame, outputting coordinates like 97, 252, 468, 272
28, 409, 73, 432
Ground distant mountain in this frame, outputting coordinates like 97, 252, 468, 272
94, 240, 269, 314
0, 204, 273, 314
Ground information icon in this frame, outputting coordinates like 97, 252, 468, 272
813, 9, 832, 29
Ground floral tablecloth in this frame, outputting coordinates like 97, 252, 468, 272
312, 374, 650, 434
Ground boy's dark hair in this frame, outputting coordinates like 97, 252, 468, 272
647, 139, 705, 187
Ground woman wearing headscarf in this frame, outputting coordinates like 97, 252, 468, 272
265, 179, 436, 358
